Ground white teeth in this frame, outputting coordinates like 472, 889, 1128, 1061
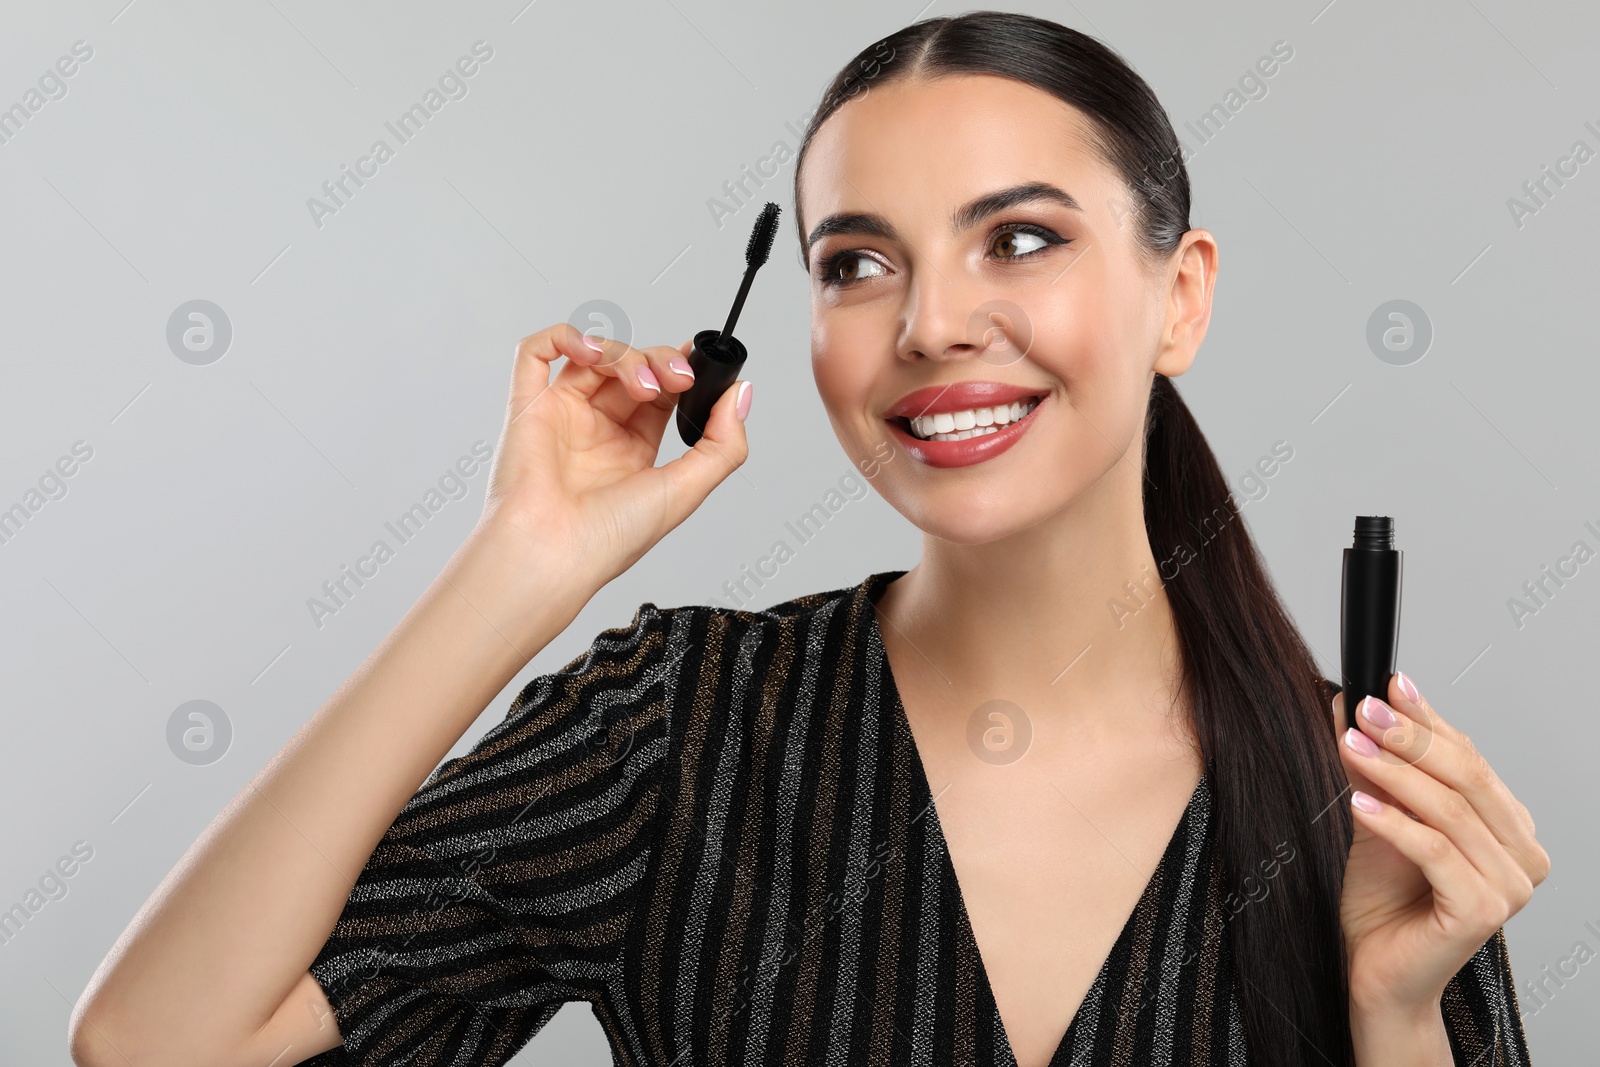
907, 398, 1039, 441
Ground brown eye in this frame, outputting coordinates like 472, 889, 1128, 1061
991, 228, 1049, 259
819, 252, 886, 286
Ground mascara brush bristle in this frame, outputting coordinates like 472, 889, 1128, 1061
745, 202, 781, 268
721, 202, 782, 340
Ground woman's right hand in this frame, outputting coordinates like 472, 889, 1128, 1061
476, 322, 752, 591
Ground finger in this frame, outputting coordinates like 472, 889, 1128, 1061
1361, 688, 1551, 889
1348, 789, 1514, 941
507, 323, 607, 421
648, 379, 752, 529
1331, 692, 1398, 812
623, 346, 696, 445
1389, 671, 1466, 746
666, 347, 698, 389
580, 334, 669, 421
1339, 726, 1532, 907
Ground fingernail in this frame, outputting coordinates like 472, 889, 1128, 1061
1343, 727, 1380, 758
1397, 671, 1420, 704
1351, 790, 1384, 814
668, 356, 695, 379
582, 333, 606, 352
735, 380, 753, 422
637, 366, 661, 393
1360, 696, 1397, 729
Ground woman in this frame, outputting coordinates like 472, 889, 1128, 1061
71, 12, 1547, 1067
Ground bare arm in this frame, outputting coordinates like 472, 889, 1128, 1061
70, 525, 594, 1067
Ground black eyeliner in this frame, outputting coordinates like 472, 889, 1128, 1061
816, 221, 1068, 287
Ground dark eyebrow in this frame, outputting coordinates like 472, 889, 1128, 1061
805, 181, 1083, 251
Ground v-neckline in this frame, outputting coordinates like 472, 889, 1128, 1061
860, 569, 1209, 1066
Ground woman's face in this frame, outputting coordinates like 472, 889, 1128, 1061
799, 73, 1213, 545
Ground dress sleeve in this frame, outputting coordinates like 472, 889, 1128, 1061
298, 601, 681, 1067
1440, 926, 1533, 1065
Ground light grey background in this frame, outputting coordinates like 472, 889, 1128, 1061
3, 0, 1595, 1062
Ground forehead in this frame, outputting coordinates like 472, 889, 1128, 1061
799, 74, 1115, 233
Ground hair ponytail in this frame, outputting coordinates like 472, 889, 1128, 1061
1144, 371, 1354, 1064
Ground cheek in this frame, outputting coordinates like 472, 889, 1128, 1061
1025, 287, 1120, 389
1024, 285, 1153, 454
809, 322, 875, 427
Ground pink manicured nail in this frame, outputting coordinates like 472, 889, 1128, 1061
1351, 790, 1384, 814
735, 381, 753, 422
668, 356, 695, 379
637, 366, 661, 393
581, 333, 606, 352
1397, 671, 1420, 704
1343, 727, 1380, 758
1360, 696, 1397, 729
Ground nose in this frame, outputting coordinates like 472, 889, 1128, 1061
896, 267, 988, 364
897, 270, 1031, 368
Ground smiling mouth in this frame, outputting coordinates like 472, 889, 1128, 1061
893, 395, 1045, 442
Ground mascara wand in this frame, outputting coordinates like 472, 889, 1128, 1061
723, 202, 780, 337
676, 201, 781, 447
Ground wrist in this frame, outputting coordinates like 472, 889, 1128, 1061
471, 514, 616, 590
448, 522, 602, 646
1349, 994, 1450, 1067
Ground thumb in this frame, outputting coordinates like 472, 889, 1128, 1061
655, 379, 752, 527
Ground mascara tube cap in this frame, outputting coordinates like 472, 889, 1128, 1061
676, 329, 747, 447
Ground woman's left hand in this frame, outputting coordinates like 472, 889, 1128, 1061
1332, 672, 1550, 1016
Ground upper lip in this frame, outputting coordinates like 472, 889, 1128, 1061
885, 381, 1050, 420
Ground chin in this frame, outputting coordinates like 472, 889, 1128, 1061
887, 480, 1059, 546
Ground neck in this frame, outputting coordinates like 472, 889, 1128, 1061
879, 465, 1185, 731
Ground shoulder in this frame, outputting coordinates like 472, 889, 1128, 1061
574, 571, 894, 740
661, 572, 871, 627
621, 571, 882, 654
511, 572, 887, 717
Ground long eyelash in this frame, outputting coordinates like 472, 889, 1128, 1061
814, 222, 1070, 288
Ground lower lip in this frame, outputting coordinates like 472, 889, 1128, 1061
885, 395, 1048, 469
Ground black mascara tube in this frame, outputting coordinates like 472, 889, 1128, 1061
1339, 516, 1403, 733
675, 329, 747, 447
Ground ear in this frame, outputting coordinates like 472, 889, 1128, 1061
1153, 229, 1217, 378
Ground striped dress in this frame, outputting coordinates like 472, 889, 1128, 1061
302, 569, 1531, 1066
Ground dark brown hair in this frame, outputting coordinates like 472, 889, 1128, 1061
793, 13, 1354, 1065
